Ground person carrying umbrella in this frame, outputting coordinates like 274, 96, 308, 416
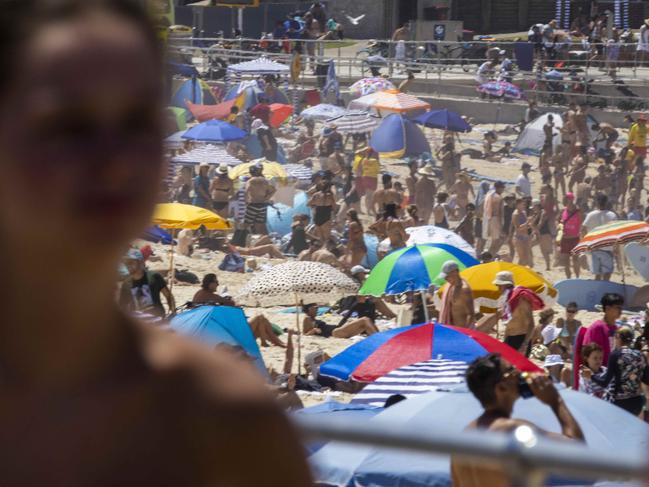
437, 261, 475, 329
451, 354, 584, 487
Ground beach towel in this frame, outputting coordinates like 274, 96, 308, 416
501, 286, 545, 322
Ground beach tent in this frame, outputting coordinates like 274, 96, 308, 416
514, 112, 598, 155
170, 305, 266, 374
224, 80, 290, 111
267, 191, 311, 236
170, 78, 217, 109
242, 135, 287, 163
369, 113, 430, 159
226, 57, 290, 76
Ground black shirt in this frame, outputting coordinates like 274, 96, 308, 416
338, 299, 377, 327
120, 271, 167, 317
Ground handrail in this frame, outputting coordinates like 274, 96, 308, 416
295, 415, 649, 486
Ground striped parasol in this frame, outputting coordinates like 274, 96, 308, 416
170, 144, 243, 166
349, 77, 396, 97
572, 220, 649, 254
348, 89, 430, 115
325, 110, 380, 134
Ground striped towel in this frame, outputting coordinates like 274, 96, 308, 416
351, 359, 468, 408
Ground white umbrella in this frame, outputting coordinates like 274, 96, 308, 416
325, 110, 381, 134
171, 144, 243, 166
379, 225, 476, 257
300, 103, 347, 122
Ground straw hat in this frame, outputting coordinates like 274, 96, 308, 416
417, 165, 435, 177
217, 163, 229, 174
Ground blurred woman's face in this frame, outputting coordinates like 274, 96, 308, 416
0, 12, 163, 259
586, 350, 603, 371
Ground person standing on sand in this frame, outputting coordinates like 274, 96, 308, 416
0, 0, 312, 484
193, 163, 212, 209
372, 173, 402, 216
415, 165, 437, 224
245, 163, 276, 235
120, 249, 176, 318
209, 163, 233, 218
483, 181, 505, 256
438, 261, 475, 329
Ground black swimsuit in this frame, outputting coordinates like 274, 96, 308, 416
314, 319, 337, 338
314, 205, 333, 226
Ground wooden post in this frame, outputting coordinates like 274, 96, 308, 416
295, 292, 302, 376
168, 229, 177, 292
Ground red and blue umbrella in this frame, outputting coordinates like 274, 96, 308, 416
319, 322, 542, 383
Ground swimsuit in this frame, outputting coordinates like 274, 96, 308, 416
313, 205, 333, 226
244, 203, 268, 224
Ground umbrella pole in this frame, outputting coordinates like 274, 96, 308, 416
295, 292, 302, 376
421, 290, 430, 323
168, 229, 177, 293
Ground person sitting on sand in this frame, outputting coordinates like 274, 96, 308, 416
437, 261, 475, 328
482, 132, 502, 162
192, 273, 235, 306
334, 295, 380, 338
216, 237, 286, 260
249, 314, 286, 348
371, 203, 408, 258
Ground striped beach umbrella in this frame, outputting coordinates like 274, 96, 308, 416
572, 220, 649, 254
359, 244, 479, 297
319, 322, 542, 383
325, 110, 380, 134
349, 89, 430, 116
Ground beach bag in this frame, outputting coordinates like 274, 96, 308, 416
219, 252, 245, 273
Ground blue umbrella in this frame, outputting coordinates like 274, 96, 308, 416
369, 113, 431, 159
311, 388, 649, 486
182, 120, 247, 142
170, 305, 266, 374
141, 226, 175, 245
413, 109, 472, 133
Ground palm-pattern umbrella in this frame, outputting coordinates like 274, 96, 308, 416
572, 220, 649, 254
325, 110, 380, 134
349, 77, 396, 97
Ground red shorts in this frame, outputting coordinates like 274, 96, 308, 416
560, 236, 580, 255
355, 176, 377, 196
634, 146, 647, 158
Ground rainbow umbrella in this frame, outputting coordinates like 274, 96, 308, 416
572, 220, 649, 254
360, 244, 478, 296
349, 77, 396, 97
319, 322, 542, 383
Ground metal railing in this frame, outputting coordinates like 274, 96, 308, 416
295, 415, 648, 487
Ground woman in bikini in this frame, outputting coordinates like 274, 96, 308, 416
342, 209, 367, 268
209, 164, 233, 218
308, 180, 336, 243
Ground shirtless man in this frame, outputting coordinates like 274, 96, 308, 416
593, 122, 619, 150
372, 174, 402, 216
405, 160, 418, 204
562, 102, 578, 154
591, 164, 609, 193
574, 104, 590, 146
245, 164, 276, 234
567, 145, 588, 192
552, 140, 570, 198
312, 239, 344, 268
449, 172, 475, 218
438, 261, 475, 328
542, 114, 555, 156
415, 165, 437, 223
209, 164, 233, 218
371, 204, 408, 258
437, 141, 457, 189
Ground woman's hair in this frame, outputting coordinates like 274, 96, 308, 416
301, 303, 317, 314
616, 327, 634, 345
0, 0, 160, 95
347, 209, 362, 226
201, 273, 217, 290
601, 292, 624, 311
581, 342, 602, 360
406, 204, 418, 216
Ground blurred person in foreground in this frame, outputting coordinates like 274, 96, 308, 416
0, 1, 312, 485
452, 354, 584, 487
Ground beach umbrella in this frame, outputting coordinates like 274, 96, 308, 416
310, 388, 649, 487
170, 78, 217, 108
572, 220, 649, 254
349, 89, 430, 116
359, 244, 478, 322
268, 103, 293, 128
382, 225, 476, 257
170, 305, 266, 374
412, 109, 472, 133
153, 203, 232, 231
229, 160, 288, 180
435, 262, 557, 314
300, 103, 346, 121
181, 119, 247, 143
369, 113, 431, 159
349, 77, 396, 97
319, 322, 542, 383
477, 80, 523, 99
237, 261, 359, 374
170, 144, 243, 167
325, 110, 380, 134
185, 99, 235, 122
141, 226, 175, 245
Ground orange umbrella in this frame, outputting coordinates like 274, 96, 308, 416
268, 103, 293, 128
349, 89, 430, 115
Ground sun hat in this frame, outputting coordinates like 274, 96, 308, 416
350, 265, 370, 276
217, 163, 229, 174
438, 260, 459, 280
542, 325, 561, 345
417, 165, 435, 177
544, 354, 564, 368
492, 270, 514, 286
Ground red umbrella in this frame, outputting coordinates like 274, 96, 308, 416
269, 103, 293, 128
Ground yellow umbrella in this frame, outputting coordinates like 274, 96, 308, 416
153, 203, 232, 230
435, 262, 557, 314
229, 160, 288, 180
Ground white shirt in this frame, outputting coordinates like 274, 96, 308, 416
515, 173, 532, 197
639, 25, 649, 51
582, 209, 616, 233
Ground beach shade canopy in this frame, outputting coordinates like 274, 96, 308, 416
310, 388, 649, 487
413, 109, 471, 133
572, 220, 649, 255
166, 106, 189, 131
181, 120, 247, 143
226, 56, 289, 75
477, 80, 523, 99
170, 78, 217, 108
319, 322, 542, 383
229, 160, 288, 180
171, 144, 243, 166
141, 226, 175, 245
300, 103, 346, 121
349, 89, 430, 116
360, 244, 479, 297
325, 110, 380, 135
435, 261, 557, 314
236, 261, 359, 307
385, 225, 476, 257
152, 203, 232, 230
349, 77, 396, 98
170, 305, 266, 373
268, 103, 293, 128
185, 99, 235, 122
513, 113, 599, 155
351, 359, 468, 408
369, 113, 431, 159
224, 80, 290, 111
267, 191, 311, 236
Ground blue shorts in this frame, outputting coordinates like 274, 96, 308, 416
590, 250, 614, 275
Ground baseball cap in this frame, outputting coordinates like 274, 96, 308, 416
351, 265, 370, 276
438, 260, 459, 280
521, 162, 532, 170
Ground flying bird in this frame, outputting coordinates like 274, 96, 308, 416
345, 14, 366, 25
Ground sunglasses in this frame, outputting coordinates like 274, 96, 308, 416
567, 310, 577, 314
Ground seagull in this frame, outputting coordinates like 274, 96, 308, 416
345, 13, 366, 25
